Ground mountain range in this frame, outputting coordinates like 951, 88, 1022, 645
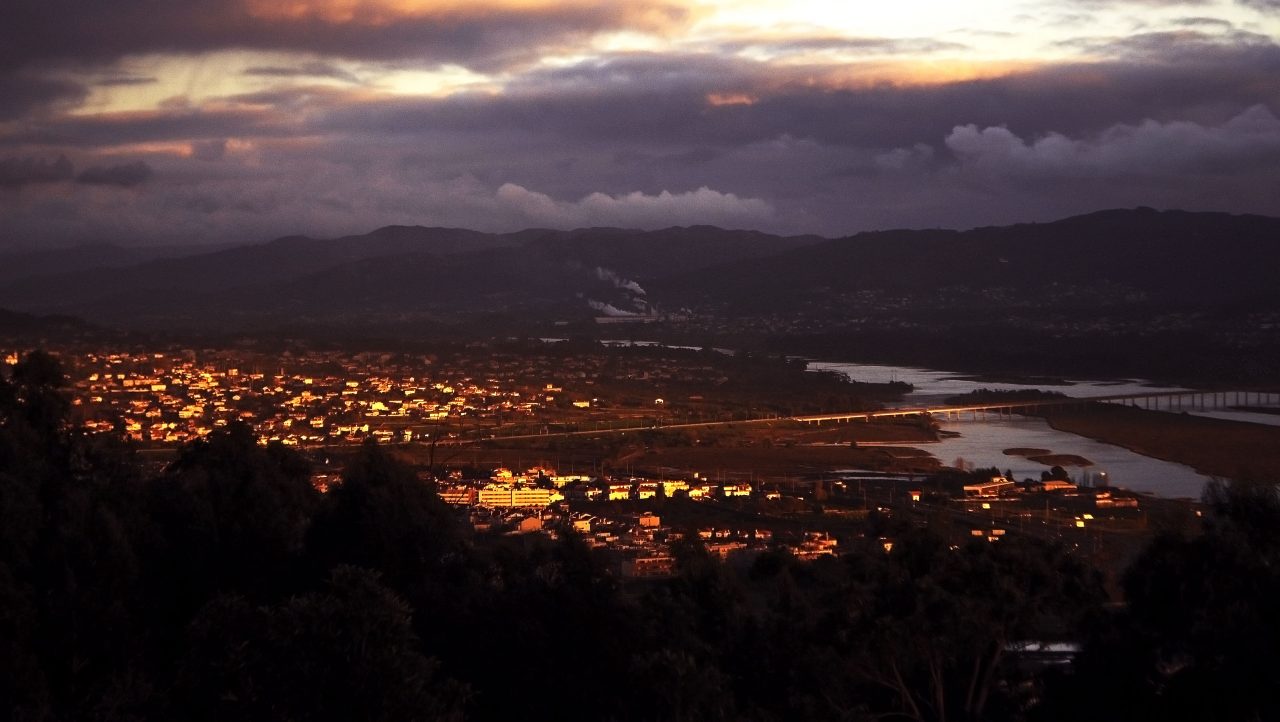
2, 208, 1278, 336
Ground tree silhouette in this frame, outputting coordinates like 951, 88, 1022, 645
175, 566, 467, 722
143, 420, 318, 614
1044, 479, 1280, 722
306, 440, 461, 594
835, 532, 1103, 722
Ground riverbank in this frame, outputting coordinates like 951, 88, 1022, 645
1041, 404, 1280, 483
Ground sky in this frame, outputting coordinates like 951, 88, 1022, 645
2, 0, 1280, 246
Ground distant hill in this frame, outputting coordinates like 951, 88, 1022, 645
0, 209, 1276, 337
0, 243, 224, 284
0, 225, 822, 327
653, 208, 1280, 310
0, 226, 518, 313
0, 307, 98, 339
523, 225, 824, 278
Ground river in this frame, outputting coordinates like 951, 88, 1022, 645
808, 361, 1228, 499
560, 340, 1258, 499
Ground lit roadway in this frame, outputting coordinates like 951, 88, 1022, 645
427, 388, 1278, 446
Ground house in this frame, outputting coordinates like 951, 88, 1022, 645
1037, 479, 1076, 493
1095, 491, 1139, 508
791, 532, 838, 560
963, 478, 1016, 498
508, 515, 543, 534
706, 541, 748, 559
437, 486, 477, 506
621, 555, 675, 579
477, 485, 553, 508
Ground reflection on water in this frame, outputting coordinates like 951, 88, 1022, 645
806, 361, 1189, 405
1104, 404, 1280, 429
928, 416, 1209, 499
541, 342, 1247, 499
812, 360, 1214, 499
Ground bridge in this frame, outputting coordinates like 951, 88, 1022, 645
420, 388, 1280, 446
794, 389, 1280, 424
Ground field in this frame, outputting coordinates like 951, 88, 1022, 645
1042, 404, 1280, 481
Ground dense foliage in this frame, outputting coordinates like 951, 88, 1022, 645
0, 352, 1274, 721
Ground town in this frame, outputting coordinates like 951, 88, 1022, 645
9, 338, 1178, 587
55, 339, 902, 446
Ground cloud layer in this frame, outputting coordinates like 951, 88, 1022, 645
2, 0, 1279, 245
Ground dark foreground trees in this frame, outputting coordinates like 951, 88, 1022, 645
0, 350, 1276, 721
1036, 478, 1280, 722
176, 566, 466, 722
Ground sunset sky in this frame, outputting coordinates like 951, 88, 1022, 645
3, 0, 1280, 245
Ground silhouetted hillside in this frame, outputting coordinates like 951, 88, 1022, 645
0, 307, 96, 337
0, 225, 821, 326
0, 226, 515, 313
525, 225, 824, 278
0, 243, 223, 284
655, 208, 1280, 310
0, 209, 1276, 343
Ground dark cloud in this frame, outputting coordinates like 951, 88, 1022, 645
944, 105, 1280, 177
0, 0, 689, 72
1065, 0, 1211, 6
75, 161, 153, 186
1172, 16, 1235, 28
95, 75, 157, 86
0, 73, 86, 120
191, 139, 228, 162
1, 4, 1278, 244
715, 35, 969, 57
1057, 28, 1274, 58
0, 155, 73, 187
293, 43, 1280, 155
244, 62, 360, 83
10, 104, 296, 147
613, 147, 721, 167
1239, 0, 1280, 11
